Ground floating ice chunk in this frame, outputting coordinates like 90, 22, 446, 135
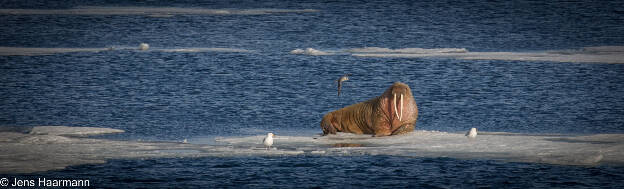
18, 134, 75, 144
578, 46, 624, 54
139, 43, 150, 50
466, 128, 477, 138
0, 126, 32, 133
351, 46, 624, 64
0, 7, 319, 15
305, 48, 332, 55
0, 46, 255, 56
0, 47, 109, 56
160, 47, 253, 53
290, 48, 305, 54
211, 131, 624, 166
147, 14, 175, 18
290, 48, 333, 55
29, 126, 124, 137
347, 47, 468, 54
3, 126, 624, 174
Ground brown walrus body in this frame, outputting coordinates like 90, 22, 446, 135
321, 82, 418, 137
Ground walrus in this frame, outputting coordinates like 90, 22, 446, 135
321, 82, 418, 137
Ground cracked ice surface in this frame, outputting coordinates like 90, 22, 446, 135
1, 126, 623, 174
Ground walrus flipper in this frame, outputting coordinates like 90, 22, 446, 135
320, 114, 338, 136
391, 123, 414, 135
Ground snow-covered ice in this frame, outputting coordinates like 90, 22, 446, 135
159, 47, 254, 53
213, 131, 623, 166
0, 47, 110, 56
290, 48, 334, 55
0, 46, 254, 56
290, 46, 624, 64
351, 46, 624, 64
1, 126, 623, 174
29, 126, 124, 137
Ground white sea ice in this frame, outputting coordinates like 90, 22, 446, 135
290, 46, 624, 64
0, 7, 319, 16
346, 47, 468, 54
1, 126, 623, 174
0, 47, 109, 56
290, 48, 333, 55
0, 126, 203, 173
0, 46, 254, 56
350, 46, 624, 64
213, 131, 623, 165
159, 47, 253, 53
30, 126, 124, 137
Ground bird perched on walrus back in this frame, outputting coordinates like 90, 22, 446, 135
321, 82, 418, 137
336, 74, 351, 96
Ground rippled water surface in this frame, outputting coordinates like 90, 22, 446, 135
1, 0, 624, 188
9, 156, 624, 188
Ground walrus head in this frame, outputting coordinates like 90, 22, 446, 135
381, 82, 413, 122
321, 82, 418, 136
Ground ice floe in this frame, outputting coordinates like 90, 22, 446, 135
0, 7, 319, 16
0, 47, 110, 56
351, 46, 624, 64
1, 126, 623, 174
346, 47, 469, 54
159, 47, 254, 53
290, 48, 333, 56
289, 46, 624, 64
0, 126, 199, 173
212, 131, 624, 166
0, 46, 254, 56
29, 126, 124, 137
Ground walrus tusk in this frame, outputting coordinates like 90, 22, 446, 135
400, 94, 403, 121
394, 93, 400, 121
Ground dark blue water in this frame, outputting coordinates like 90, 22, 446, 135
2, 0, 624, 188
6, 156, 624, 188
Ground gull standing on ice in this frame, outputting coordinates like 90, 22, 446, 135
263, 133, 275, 150
336, 74, 351, 96
466, 128, 477, 138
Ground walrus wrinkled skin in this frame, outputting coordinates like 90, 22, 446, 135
321, 82, 418, 137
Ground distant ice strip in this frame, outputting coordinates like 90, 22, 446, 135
290, 48, 334, 56
347, 47, 469, 54
289, 46, 624, 64
160, 47, 254, 53
0, 47, 253, 56
0, 6, 319, 15
351, 46, 624, 64
2, 126, 623, 173
0, 47, 109, 56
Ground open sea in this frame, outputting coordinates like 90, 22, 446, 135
1, 0, 624, 188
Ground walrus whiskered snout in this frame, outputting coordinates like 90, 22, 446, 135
321, 82, 418, 136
